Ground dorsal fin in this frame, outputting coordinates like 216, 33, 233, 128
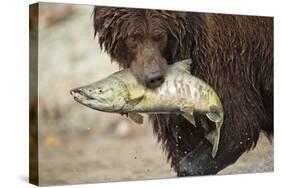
172, 59, 192, 73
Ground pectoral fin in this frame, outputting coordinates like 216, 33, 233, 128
179, 104, 196, 127
182, 111, 196, 127
127, 95, 144, 107
128, 112, 143, 124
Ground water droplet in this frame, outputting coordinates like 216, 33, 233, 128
240, 141, 243, 144
184, 151, 188, 154
178, 136, 182, 139
247, 137, 250, 140
188, 162, 192, 166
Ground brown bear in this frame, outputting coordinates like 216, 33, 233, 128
93, 6, 273, 176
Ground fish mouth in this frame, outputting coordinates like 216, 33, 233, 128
70, 89, 96, 101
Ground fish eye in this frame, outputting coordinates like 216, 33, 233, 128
96, 88, 103, 93
96, 88, 110, 94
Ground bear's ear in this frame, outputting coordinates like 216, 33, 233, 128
93, 7, 132, 68
93, 6, 122, 52
93, 6, 115, 37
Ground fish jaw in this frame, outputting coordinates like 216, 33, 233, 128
71, 90, 126, 112
71, 89, 99, 109
70, 88, 91, 103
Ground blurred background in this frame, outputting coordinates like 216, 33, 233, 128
30, 3, 273, 186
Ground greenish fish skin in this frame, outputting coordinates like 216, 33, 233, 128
71, 59, 224, 157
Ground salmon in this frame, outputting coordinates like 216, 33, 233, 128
71, 59, 224, 157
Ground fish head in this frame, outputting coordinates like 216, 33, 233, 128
70, 77, 129, 112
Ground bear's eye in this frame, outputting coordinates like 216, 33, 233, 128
152, 33, 165, 41
126, 33, 143, 49
99, 89, 103, 93
129, 36, 137, 42
127, 34, 142, 47
128, 34, 142, 43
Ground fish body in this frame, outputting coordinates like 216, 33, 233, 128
71, 59, 224, 157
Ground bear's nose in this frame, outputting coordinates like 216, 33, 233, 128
145, 71, 165, 89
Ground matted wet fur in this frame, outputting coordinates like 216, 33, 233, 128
93, 6, 273, 176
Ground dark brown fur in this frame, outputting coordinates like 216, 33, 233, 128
93, 6, 273, 175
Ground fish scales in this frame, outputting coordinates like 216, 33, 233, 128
135, 72, 212, 113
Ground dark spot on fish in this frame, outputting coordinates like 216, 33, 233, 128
198, 85, 203, 92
